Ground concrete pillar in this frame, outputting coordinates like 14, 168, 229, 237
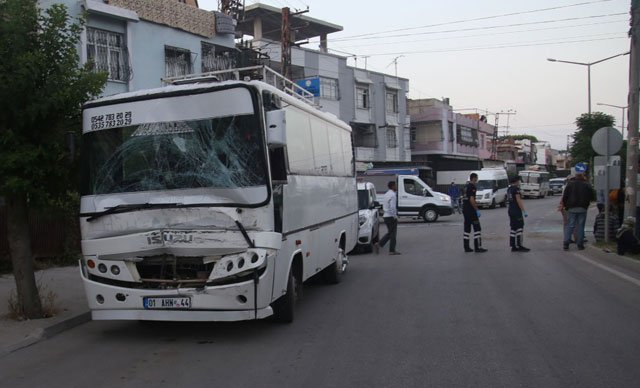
320, 33, 328, 53
253, 17, 263, 41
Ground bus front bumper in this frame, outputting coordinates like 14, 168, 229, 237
79, 261, 276, 322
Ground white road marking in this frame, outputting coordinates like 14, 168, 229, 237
573, 252, 640, 288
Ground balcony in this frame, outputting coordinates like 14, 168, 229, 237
411, 141, 444, 152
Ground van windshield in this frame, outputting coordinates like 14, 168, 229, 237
476, 180, 495, 190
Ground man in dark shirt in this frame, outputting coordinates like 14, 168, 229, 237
561, 170, 594, 250
507, 176, 530, 252
462, 173, 487, 253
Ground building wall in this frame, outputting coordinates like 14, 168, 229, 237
40, 0, 236, 97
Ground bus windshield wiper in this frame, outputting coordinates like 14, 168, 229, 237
86, 202, 181, 222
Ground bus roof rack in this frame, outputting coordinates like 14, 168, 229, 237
162, 65, 318, 108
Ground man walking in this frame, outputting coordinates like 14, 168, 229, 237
448, 182, 461, 214
561, 167, 594, 250
507, 176, 530, 252
378, 181, 401, 255
463, 173, 487, 253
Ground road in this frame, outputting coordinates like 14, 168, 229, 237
2, 197, 640, 387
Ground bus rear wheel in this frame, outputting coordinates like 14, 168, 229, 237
324, 247, 347, 284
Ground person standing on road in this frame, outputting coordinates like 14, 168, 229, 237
463, 173, 487, 253
507, 176, 530, 252
448, 182, 461, 214
561, 168, 594, 250
377, 181, 401, 255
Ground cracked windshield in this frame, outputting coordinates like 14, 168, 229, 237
81, 114, 267, 196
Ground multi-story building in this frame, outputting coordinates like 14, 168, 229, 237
408, 98, 497, 187
238, 3, 411, 170
39, 0, 238, 97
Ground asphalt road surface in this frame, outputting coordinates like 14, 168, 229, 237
2, 196, 640, 388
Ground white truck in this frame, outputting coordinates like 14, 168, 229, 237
78, 77, 358, 323
363, 168, 452, 222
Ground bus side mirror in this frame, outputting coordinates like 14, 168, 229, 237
266, 109, 286, 148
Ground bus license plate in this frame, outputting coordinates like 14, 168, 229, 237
143, 297, 191, 309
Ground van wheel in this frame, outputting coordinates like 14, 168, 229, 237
490, 199, 496, 209
500, 197, 507, 207
422, 207, 439, 223
272, 269, 299, 323
324, 247, 347, 284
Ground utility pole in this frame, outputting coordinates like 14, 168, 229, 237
496, 110, 517, 137
625, 0, 640, 218
280, 7, 309, 81
281, 7, 291, 81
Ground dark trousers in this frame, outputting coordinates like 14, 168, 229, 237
509, 212, 524, 248
463, 208, 482, 250
379, 217, 398, 252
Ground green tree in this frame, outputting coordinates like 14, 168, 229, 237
570, 112, 616, 166
0, 0, 106, 318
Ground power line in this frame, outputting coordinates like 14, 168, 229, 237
359, 35, 627, 57
334, 19, 627, 49
331, 13, 628, 43
332, 0, 617, 41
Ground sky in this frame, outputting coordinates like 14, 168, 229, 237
198, 0, 630, 149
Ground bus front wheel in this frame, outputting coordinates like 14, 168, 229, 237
272, 268, 299, 323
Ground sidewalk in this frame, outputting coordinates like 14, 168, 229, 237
0, 266, 90, 357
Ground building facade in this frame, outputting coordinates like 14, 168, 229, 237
238, 3, 411, 169
39, 0, 237, 97
408, 98, 497, 187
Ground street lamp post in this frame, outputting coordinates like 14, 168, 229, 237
547, 52, 630, 115
597, 103, 628, 139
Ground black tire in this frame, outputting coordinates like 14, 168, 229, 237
363, 232, 375, 253
500, 196, 507, 207
323, 247, 347, 284
272, 268, 299, 323
490, 199, 496, 209
422, 207, 439, 223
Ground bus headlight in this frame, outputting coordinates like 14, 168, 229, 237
208, 249, 269, 282
359, 215, 367, 226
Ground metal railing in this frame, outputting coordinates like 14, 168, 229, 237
162, 65, 317, 107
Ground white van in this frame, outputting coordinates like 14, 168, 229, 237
472, 168, 509, 208
364, 170, 453, 222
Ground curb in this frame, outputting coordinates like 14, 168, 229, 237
1, 311, 91, 357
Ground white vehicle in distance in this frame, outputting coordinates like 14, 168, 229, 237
472, 168, 509, 208
519, 170, 550, 198
549, 177, 567, 196
364, 168, 452, 222
356, 181, 380, 252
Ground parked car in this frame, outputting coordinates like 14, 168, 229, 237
549, 178, 567, 196
357, 181, 380, 252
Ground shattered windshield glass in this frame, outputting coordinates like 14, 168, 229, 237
81, 114, 267, 196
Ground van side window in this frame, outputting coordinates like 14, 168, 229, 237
404, 178, 428, 196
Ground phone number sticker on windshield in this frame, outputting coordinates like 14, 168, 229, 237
90, 111, 132, 131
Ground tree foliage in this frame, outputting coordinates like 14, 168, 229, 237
0, 0, 106, 203
570, 112, 616, 165
0, 0, 106, 318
